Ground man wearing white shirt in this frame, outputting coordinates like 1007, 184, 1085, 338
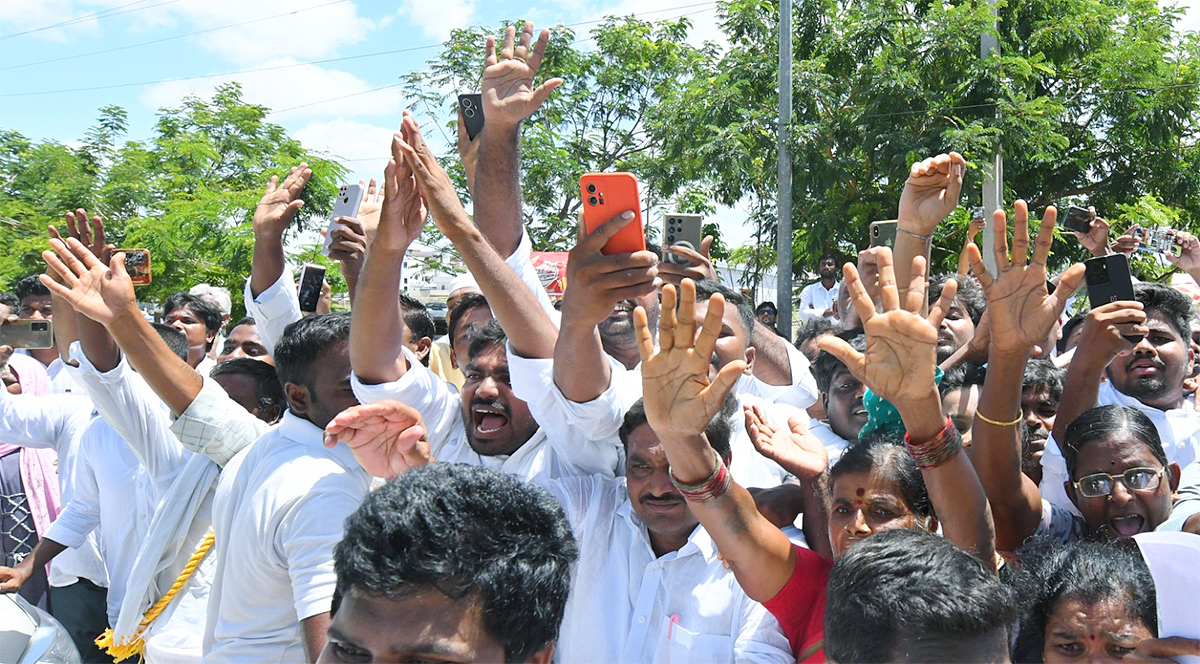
13, 273, 83, 395
809, 332, 869, 464
1042, 283, 1200, 517
797, 253, 840, 323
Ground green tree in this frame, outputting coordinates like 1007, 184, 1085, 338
0, 83, 345, 317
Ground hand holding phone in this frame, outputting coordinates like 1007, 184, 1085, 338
115, 248, 152, 286
458, 94, 485, 142
322, 183, 365, 257
1059, 205, 1094, 234
297, 264, 327, 314
579, 173, 645, 255
1084, 254, 1143, 344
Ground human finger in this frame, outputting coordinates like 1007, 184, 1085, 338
634, 305, 656, 365
928, 277, 958, 330
904, 255, 928, 314
817, 336, 867, 384
876, 247, 899, 312
485, 35, 497, 68
526, 27, 551, 72
514, 20, 533, 62
674, 278, 698, 351
991, 208, 1010, 269
579, 210, 640, 252
500, 24, 516, 61
842, 263, 877, 325
1011, 200, 1030, 267
693, 292, 725, 364
658, 283, 678, 352
1032, 204, 1057, 267
965, 243, 994, 290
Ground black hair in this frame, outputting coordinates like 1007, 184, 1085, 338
0, 291, 18, 313
929, 273, 986, 325
14, 274, 49, 302
827, 430, 934, 527
793, 316, 842, 355
938, 362, 987, 399
164, 292, 223, 350
150, 322, 189, 363
229, 316, 256, 333
644, 239, 663, 262
1135, 282, 1193, 341
756, 301, 777, 313
617, 398, 734, 462
399, 295, 436, 367
274, 312, 351, 392
813, 332, 865, 394
826, 528, 1018, 663
1061, 405, 1167, 479
465, 319, 507, 361
210, 357, 286, 420
332, 464, 578, 663
1058, 315, 1086, 354
818, 251, 839, 265
1022, 359, 1064, 403
448, 292, 491, 344
692, 278, 755, 343
1012, 538, 1157, 663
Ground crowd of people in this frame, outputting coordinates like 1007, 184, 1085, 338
1, 20, 1199, 664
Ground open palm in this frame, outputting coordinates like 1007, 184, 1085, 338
324, 401, 430, 479
40, 238, 137, 327
482, 22, 563, 128
967, 201, 1084, 355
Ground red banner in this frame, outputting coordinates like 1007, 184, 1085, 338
531, 251, 569, 300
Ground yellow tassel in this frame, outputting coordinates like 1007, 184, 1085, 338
95, 530, 216, 662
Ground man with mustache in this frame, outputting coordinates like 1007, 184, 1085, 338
1042, 282, 1200, 516
1020, 359, 1063, 485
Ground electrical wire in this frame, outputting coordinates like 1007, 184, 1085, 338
0, 0, 188, 40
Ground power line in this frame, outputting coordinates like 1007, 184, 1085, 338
266, 82, 404, 115
1, 0, 349, 71
0, 1, 719, 98
0, 0, 188, 40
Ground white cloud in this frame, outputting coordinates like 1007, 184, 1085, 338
293, 117, 396, 180
396, 0, 476, 40
0, 0, 124, 41
1178, 0, 1200, 34
139, 59, 405, 120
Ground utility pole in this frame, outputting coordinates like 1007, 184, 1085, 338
777, 0, 794, 335
981, 0, 1003, 274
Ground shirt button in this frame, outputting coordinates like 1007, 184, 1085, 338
638, 616, 646, 625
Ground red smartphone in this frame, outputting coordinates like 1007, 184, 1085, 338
580, 172, 646, 255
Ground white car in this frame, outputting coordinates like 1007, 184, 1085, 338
0, 593, 80, 664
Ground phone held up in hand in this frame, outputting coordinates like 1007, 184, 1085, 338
663, 213, 703, 265
458, 93, 485, 142
115, 248, 152, 286
0, 319, 54, 349
322, 183, 365, 258
869, 220, 897, 249
297, 263, 326, 314
1059, 205, 1093, 234
1085, 253, 1143, 345
579, 172, 646, 255
1131, 227, 1183, 258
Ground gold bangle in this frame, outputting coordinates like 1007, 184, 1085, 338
976, 411, 1022, 427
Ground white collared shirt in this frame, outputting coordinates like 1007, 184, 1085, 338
544, 475, 793, 663
0, 387, 106, 588
808, 420, 852, 466
351, 347, 606, 481
43, 416, 155, 623
1040, 381, 1200, 516
797, 280, 840, 322
204, 411, 372, 663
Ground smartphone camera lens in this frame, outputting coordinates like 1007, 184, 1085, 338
32, 321, 47, 332
464, 107, 475, 118
586, 183, 597, 194
588, 196, 599, 206
1085, 260, 1109, 284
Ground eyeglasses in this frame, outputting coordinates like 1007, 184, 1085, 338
1072, 467, 1164, 499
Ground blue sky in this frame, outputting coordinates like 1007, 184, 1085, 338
1, 0, 1197, 251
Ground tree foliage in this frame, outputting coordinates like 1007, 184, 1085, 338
0, 83, 345, 316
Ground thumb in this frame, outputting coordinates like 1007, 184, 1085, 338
700, 236, 714, 259
531, 78, 564, 107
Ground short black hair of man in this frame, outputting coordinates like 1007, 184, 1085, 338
825, 528, 1018, 663
163, 292, 223, 350
1012, 537, 1157, 663
938, 362, 987, 400
793, 316, 841, 352
448, 292, 490, 343
211, 357, 286, 421
465, 318, 507, 362
692, 278, 755, 343
1135, 281, 1194, 341
813, 331, 865, 394
818, 251, 839, 265
332, 463, 578, 663
0, 291, 18, 313
617, 397, 734, 462
399, 294, 436, 366
928, 273, 986, 325
273, 312, 351, 395
150, 322, 189, 363
1022, 358, 1064, 403
756, 301, 777, 315
229, 316, 256, 333
14, 274, 49, 303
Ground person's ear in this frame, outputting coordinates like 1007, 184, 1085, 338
743, 346, 755, 375
284, 382, 310, 417
261, 403, 285, 424
821, 392, 830, 413
1169, 462, 1181, 492
416, 336, 433, 362
526, 644, 556, 664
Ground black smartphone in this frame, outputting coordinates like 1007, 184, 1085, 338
1060, 205, 1093, 234
458, 93, 485, 141
1084, 254, 1141, 344
297, 263, 326, 314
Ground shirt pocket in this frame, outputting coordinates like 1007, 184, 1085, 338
659, 616, 733, 664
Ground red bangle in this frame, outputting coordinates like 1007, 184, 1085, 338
669, 449, 731, 503
904, 416, 963, 470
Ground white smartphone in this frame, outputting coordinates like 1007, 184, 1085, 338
663, 213, 703, 265
321, 183, 365, 257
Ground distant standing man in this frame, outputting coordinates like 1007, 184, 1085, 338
798, 253, 840, 323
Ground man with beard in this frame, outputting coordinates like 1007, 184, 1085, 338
1042, 282, 1200, 516
798, 253, 841, 323
928, 273, 986, 363
1020, 359, 1063, 485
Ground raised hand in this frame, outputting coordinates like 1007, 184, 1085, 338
658, 236, 717, 287
253, 164, 311, 238
39, 237, 138, 327
482, 21, 564, 129
57, 208, 110, 261
1071, 208, 1111, 257
818, 249, 953, 406
562, 210, 659, 328
373, 117, 428, 254
354, 178, 384, 244
390, 112, 469, 242
635, 279, 746, 437
1166, 229, 1200, 272
745, 404, 827, 482
896, 152, 966, 235
965, 201, 1085, 356
323, 400, 431, 479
